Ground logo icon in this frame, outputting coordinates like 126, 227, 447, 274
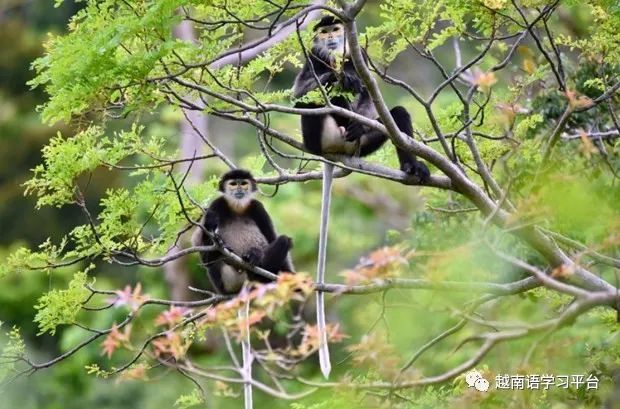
465, 369, 490, 392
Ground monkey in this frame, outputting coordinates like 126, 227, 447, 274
191, 169, 294, 295
291, 15, 430, 380
292, 15, 431, 180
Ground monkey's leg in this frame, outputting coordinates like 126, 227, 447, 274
296, 101, 326, 154
207, 261, 228, 294
389, 106, 431, 182
358, 130, 388, 156
329, 96, 352, 128
253, 236, 293, 280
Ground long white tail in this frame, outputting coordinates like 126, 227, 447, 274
240, 300, 253, 409
317, 162, 334, 379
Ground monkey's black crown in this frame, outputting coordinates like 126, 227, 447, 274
313, 15, 342, 31
218, 169, 256, 191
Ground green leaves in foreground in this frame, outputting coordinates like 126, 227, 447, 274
0, 238, 68, 278
34, 268, 91, 336
19, 121, 218, 263
23, 125, 161, 208
174, 389, 205, 409
0, 325, 26, 383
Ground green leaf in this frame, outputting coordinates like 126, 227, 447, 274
34, 268, 92, 335
174, 389, 205, 409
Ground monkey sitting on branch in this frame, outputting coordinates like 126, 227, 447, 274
293, 15, 430, 180
292, 15, 430, 380
192, 169, 295, 295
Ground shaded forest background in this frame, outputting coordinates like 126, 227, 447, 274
0, 1, 619, 408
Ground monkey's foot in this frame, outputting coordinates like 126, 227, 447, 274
402, 161, 431, 183
344, 121, 364, 142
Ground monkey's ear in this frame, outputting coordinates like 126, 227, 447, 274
218, 179, 226, 192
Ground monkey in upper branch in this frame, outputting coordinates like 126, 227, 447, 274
293, 16, 431, 379
293, 15, 430, 181
192, 169, 295, 295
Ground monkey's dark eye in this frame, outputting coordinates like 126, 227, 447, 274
230, 181, 238, 187
240, 181, 249, 187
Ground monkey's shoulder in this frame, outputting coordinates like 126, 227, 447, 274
206, 196, 231, 213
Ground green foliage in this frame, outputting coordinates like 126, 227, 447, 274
557, 1, 620, 65
514, 113, 543, 140
364, 0, 505, 65
173, 389, 205, 409
20, 119, 220, 262
85, 364, 111, 379
240, 155, 268, 177
535, 172, 619, 242
0, 238, 68, 277
3, 1, 620, 408
29, 0, 184, 123
29, 0, 310, 124
0, 326, 26, 383
34, 268, 91, 335
23, 124, 172, 208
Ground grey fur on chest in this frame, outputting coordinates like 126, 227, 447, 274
219, 217, 268, 254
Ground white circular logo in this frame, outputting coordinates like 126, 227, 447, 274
475, 378, 490, 392
465, 369, 489, 393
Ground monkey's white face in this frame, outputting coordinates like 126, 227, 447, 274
315, 23, 346, 55
223, 179, 255, 213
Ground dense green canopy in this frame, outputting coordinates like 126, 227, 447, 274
1, 1, 619, 408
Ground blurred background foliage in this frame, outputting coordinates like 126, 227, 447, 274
0, 1, 619, 408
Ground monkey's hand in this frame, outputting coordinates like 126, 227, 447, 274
204, 211, 219, 232
402, 160, 431, 183
341, 72, 364, 94
210, 232, 228, 250
318, 71, 337, 87
345, 120, 365, 142
278, 235, 294, 251
243, 247, 264, 265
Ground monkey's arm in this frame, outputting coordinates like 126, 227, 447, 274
341, 62, 364, 94
247, 200, 278, 243
293, 61, 336, 99
191, 209, 224, 273
191, 214, 208, 246
344, 90, 377, 141
197, 197, 231, 248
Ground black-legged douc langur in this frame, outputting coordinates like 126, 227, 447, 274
293, 15, 431, 179
192, 169, 294, 295
292, 16, 429, 380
